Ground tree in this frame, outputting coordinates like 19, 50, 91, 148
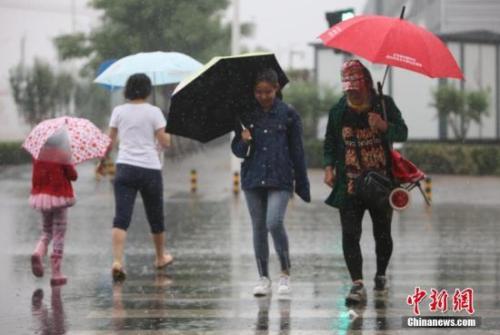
9, 59, 74, 126
52, 0, 251, 153
431, 84, 490, 140
73, 82, 110, 128
54, 0, 245, 75
283, 81, 339, 140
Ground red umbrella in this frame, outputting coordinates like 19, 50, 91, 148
319, 12, 464, 80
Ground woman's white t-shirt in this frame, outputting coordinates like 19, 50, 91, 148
109, 103, 166, 170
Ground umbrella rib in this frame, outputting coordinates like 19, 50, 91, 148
372, 18, 437, 78
418, 27, 436, 78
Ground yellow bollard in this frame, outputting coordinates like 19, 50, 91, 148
233, 172, 240, 196
424, 177, 432, 205
190, 169, 197, 193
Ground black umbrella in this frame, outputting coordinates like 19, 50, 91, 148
166, 53, 289, 143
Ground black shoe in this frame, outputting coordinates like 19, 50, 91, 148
345, 282, 367, 305
31, 289, 44, 309
374, 275, 387, 291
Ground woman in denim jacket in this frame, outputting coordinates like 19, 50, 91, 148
232, 69, 310, 297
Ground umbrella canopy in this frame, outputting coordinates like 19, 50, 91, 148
23, 117, 111, 164
94, 51, 203, 87
166, 52, 289, 143
319, 15, 464, 79
96, 59, 118, 91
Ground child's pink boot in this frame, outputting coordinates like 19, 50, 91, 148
31, 240, 48, 277
50, 255, 67, 286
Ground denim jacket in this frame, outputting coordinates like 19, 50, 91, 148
231, 99, 310, 202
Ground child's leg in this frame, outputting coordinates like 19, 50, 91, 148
32, 211, 54, 277
51, 208, 67, 258
50, 208, 68, 286
40, 211, 54, 246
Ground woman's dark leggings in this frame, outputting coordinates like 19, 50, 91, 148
339, 198, 393, 282
113, 164, 165, 234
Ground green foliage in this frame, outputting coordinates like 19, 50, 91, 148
303, 139, 324, 168
0, 142, 31, 165
304, 140, 500, 173
283, 81, 339, 140
282, 81, 339, 168
8, 59, 108, 129
467, 89, 489, 123
54, 33, 91, 60
9, 59, 74, 126
74, 82, 111, 128
54, 0, 237, 74
403, 143, 500, 175
53, 1, 242, 128
431, 84, 489, 140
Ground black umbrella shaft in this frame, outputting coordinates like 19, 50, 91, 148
400, 6, 406, 19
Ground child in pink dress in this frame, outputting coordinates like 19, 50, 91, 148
30, 135, 77, 286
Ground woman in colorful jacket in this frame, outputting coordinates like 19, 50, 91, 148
323, 59, 408, 305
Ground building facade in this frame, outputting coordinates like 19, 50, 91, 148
313, 0, 500, 140
0, 0, 98, 140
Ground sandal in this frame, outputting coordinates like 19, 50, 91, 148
155, 254, 174, 269
112, 263, 126, 282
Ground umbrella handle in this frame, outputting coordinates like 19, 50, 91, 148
377, 81, 393, 152
376, 81, 388, 121
237, 119, 252, 158
399, 6, 406, 19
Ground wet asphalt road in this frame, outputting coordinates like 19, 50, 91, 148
1, 142, 500, 334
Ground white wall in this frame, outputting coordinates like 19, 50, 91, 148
392, 67, 439, 139
443, 0, 500, 34
463, 44, 496, 139
0, 0, 98, 140
316, 48, 345, 91
315, 48, 345, 140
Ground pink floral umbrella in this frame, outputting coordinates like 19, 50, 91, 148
23, 116, 111, 164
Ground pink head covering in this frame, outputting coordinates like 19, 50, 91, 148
341, 59, 372, 92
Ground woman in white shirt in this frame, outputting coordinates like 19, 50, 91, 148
98, 73, 173, 281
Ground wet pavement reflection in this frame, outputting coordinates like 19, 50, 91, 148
1, 144, 500, 334
31, 287, 66, 335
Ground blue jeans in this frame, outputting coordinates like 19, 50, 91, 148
244, 188, 292, 277
113, 164, 165, 234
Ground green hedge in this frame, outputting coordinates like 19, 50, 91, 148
303, 140, 500, 175
0, 142, 31, 165
6, 138, 498, 175
403, 143, 500, 175
304, 139, 324, 168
